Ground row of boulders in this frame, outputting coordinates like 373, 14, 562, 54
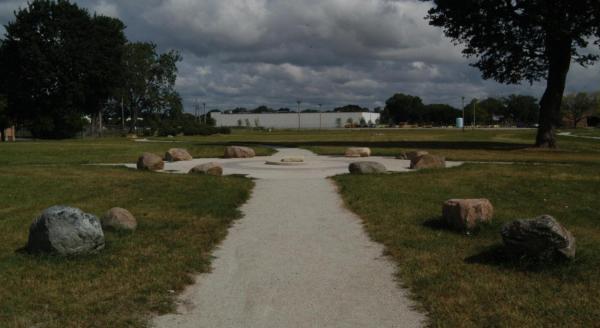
26, 206, 137, 256
441, 198, 576, 261
344, 147, 446, 170
137, 146, 256, 172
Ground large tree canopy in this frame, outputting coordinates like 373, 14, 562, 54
424, 0, 600, 147
0, 0, 126, 138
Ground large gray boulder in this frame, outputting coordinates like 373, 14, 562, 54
443, 199, 494, 232
165, 148, 192, 162
27, 206, 105, 255
101, 207, 137, 231
501, 215, 576, 260
137, 152, 164, 171
224, 146, 255, 158
348, 161, 387, 174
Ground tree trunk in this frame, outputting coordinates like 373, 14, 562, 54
535, 38, 572, 148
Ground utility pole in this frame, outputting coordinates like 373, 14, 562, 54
297, 100, 301, 130
473, 100, 477, 129
461, 96, 465, 132
121, 96, 125, 131
203, 102, 206, 124
318, 103, 322, 130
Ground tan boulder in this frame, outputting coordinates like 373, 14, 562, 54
397, 150, 429, 161
410, 154, 445, 169
137, 153, 164, 171
165, 148, 192, 162
345, 147, 371, 157
224, 146, 256, 158
101, 207, 137, 231
443, 199, 494, 231
189, 162, 223, 176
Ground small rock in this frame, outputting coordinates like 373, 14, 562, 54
410, 154, 445, 169
101, 208, 137, 231
281, 156, 304, 163
224, 146, 256, 158
137, 152, 164, 171
345, 147, 371, 157
189, 162, 223, 176
27, 206, 105, 256
348, 161, 387, 174
165, 148, 192, 162
501, 215, 576, 260
397, 150, 429, 161
443, 199, 494, 231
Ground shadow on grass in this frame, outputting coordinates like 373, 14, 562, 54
465, 245, 573, 272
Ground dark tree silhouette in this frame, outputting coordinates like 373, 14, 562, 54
424, 0, 600, 147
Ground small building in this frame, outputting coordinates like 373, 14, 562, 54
212, 112, 380, 129
1, 126, 16, 142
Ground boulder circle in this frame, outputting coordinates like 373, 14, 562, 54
348, 161, 387, 174
27, 206, 105, 256
137, 152, 164, 171
165, 148, 193, 162
224, 146, 256, 158
501, 215, 576, 260
345, 147, 371, 157
189, 162, 224, 176
410, 154, 446, 170
101, 207, 137, 231
442, 199, 494, 231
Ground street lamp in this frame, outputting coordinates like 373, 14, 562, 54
461, 96, 465, 132
473, 100, 477, 129
203, 102, 206, 124
296, 100, 301, 130
318, 103, 322, 130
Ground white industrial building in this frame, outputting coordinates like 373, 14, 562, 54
212, 112, 380, 129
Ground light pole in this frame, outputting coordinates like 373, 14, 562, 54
318, 103, 322, 130
473, 100, 477, 129
203, 102, 206, 124
296, 100, 301, 130
461, 96, 465, 132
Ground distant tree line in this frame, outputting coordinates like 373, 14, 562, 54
0, 0, 210, 139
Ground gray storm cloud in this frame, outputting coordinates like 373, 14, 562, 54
1, 0, 598, 111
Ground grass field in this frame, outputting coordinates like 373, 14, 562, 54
333, 163, 600, 327
163, 128, 600, 164
0, 128, 598, 327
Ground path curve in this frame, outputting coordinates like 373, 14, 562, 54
148, 149, 459, 327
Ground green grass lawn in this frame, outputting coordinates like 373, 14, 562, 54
0, 137, 274, 165
333, 164, 600, 327
1, 128, 598, 327
165, 128, 600, 164
0, 165, 253, 327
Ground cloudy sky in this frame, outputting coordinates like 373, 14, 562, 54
1, 0, 599, 112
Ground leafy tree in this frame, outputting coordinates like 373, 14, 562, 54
0, 0, 126, 138
0, 95, 8, 141
333, 104, 368, 113
251, 105, 275, 113
422, 104, 460, 126
561, 92, 597, 128
277, 108, 291, 113
383, 93, 424, 124
424, 0, 600, 147
503, 95, 539, 126
115, 42, 182, 132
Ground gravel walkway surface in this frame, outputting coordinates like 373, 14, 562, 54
146, 149, 460, 327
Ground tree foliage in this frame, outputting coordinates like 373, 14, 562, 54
561, 92, 598, 128
0, 0, 126, 138
333, 104, 369, 113
383, 93, 425, 124
424, 0, 600, 147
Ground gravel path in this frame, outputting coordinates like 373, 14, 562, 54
148, 149, 459, 327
